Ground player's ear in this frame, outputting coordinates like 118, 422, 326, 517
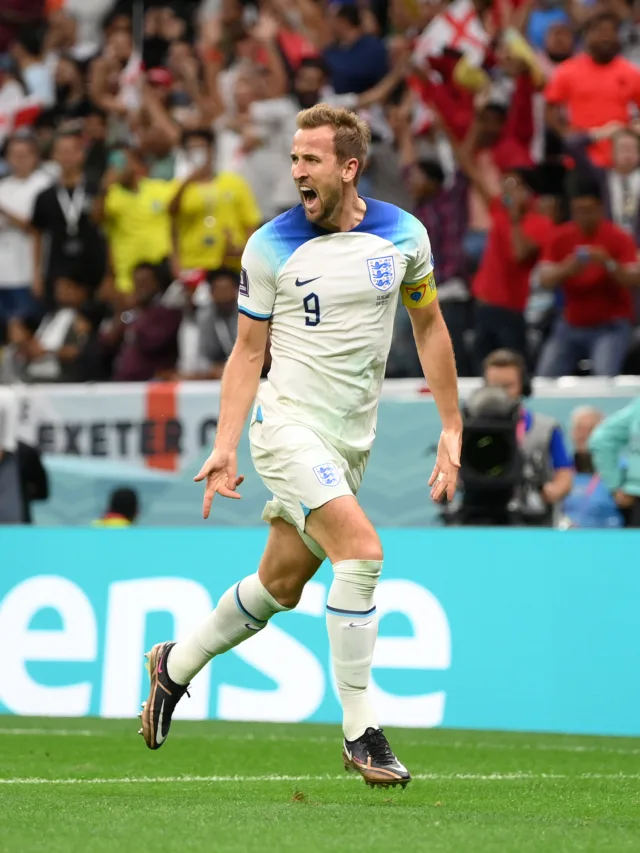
341, 157, 359, 184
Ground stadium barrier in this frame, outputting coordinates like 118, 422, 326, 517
2, 527, 639, 736
1, 378, 639, 527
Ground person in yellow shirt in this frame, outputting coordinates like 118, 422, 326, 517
95, 146, 176, 295
169, 128, 261, 275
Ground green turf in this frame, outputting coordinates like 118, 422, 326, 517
1, 718, 639, 853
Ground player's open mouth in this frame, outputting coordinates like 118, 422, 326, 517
299, 186, 319, 211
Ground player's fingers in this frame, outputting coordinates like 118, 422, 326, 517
194, 462, 216, 483
227, 473, 245, 490
446, 465, 459, 502
430, 477, 447, 502
428, 464, 440, 487
217, 486, 242, 500
202, 485, 215, 519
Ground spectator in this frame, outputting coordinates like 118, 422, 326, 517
589, 397, 640, 527
454, 145, 554, 370
31, 129, 106, 309
565, 124, 640, 242
393, 105, 470, 375
0, 313, 40, 382
318, 4, 388, 95
545, 12, 640, 167
10, 27, 55, 108
196, 266, 239, 380
88, 16, 137, 117
43, 9, 96, 65
537, 179, 640, 376
15, 439, 48, 523
483, 348, 573, 525
0, 56, 25, 118
0, 1, 45, 54
561, 405, 623, 528
111, 262, 182, 381
0, 385, 20, 521
96, 145, 175, 297
50, 55, 92, 124
26, 274, 95, 381
170, 127, 261, 277
92, 486, 139, 527
56, 300, 108, 382
0, 133, 52, 325
527, 7, 572, 53
82, 104, 109, 187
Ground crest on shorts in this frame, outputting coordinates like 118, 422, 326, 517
313, 463, 341, 487
367, 256, 395, 292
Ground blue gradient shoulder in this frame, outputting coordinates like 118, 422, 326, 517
246, 205, 320, 275
357, 198, 427, 251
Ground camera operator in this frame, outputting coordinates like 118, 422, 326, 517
483, 349, 573, 525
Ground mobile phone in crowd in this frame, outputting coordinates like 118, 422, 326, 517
576, 246, 590, 262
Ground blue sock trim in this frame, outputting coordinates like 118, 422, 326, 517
326, 604, 377, 618
234, 582, 268, 624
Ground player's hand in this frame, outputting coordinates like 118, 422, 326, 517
194, 448, 245, 518
429, 428, 462, 502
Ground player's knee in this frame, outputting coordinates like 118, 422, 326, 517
333, 531, 383, 565
262, 574, 305, 609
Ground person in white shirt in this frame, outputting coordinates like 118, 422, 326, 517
0, 133, 52, 321
10, 30, 55, 109
139, 105, 462, 790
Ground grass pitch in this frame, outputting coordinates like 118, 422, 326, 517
1, 718, 639, 853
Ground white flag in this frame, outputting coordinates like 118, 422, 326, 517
413, 0, 489, 69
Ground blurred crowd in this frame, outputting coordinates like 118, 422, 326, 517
1, 0, 640, 381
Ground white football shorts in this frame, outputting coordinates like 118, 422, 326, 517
249, 413, 369, 560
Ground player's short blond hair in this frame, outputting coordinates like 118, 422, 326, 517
296, 103, 371, 185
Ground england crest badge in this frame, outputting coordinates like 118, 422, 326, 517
313, 463, 341, 487
367, 256, 395, 292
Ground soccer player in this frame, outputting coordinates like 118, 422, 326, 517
140, 104, 462, 789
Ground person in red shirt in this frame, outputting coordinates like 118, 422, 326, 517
462, 161, 553, 370
537, 178, 640, 376
545, 12, 640, 167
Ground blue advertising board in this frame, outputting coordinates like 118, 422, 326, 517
2, 527, 639, 736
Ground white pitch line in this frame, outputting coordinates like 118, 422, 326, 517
1, 728, 640, 757
1, 772, 640, 786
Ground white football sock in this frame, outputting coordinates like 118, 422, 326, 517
167, 572, 289, 686
326, 559, 382, 742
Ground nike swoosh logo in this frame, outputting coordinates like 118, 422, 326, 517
295, 276, 321, 287
156, 699, 166, 745
245, 623, 262, 632
348, 621, 372, 628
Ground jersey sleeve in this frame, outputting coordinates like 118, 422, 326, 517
238, 228, 277, 321
400, 216, 437, 310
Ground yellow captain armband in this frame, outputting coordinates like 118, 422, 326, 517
401, 271, 437, 309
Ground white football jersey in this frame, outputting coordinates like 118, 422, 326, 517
239, 198, 436, 452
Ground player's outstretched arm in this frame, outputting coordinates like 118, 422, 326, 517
408, 299, 462, 503
194, 314, 268, 518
